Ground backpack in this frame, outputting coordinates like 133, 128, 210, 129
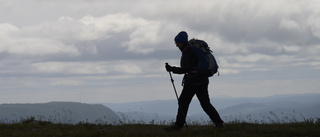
189, 39, 219, 77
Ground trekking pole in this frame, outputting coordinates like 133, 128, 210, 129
166, 63, 188, 131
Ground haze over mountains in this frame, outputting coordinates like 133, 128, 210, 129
0, 93, 319, 124
105, 93, 320, 124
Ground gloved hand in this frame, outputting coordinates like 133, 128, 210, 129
165, 63, 174, 72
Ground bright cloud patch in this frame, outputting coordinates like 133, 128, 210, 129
31, 61, 144, 75
80, 13, 170, 54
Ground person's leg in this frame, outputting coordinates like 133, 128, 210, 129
174, 85, 195, 128
196, 84, 224, 125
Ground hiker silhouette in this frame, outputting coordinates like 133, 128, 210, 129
165, 31, 224, 131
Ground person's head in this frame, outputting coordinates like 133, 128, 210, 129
174, 31, 188, 50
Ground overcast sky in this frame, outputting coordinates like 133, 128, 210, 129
1, 0, 320, 104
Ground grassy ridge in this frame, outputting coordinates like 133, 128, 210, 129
0, 121, 319, 137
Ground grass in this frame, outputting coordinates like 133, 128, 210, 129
0, 117, 319, 137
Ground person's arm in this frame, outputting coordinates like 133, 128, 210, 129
166, 47, 195, 74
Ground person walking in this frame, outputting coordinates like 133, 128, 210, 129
165, 31, 224, 131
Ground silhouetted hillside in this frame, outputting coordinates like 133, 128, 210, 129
0, 102, 120, 124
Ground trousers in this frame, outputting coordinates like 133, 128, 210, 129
175, 83, 223, 127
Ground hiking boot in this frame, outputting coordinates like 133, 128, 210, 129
164, 125, 182, 132
215, 123, 224, 129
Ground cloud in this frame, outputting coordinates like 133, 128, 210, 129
51, 79, 82, 86
307, 14, 320, 39
279, 18, 301, 31
282, 45, 300, 52
0, 23, 19, 33
1, 0, 320, 71
5, 38, 80, 56
31, 60, 148, 75
1, 0, 320, 103
79, 13, 158, 53
79, 13, 178, 54
0, 22, 80, 56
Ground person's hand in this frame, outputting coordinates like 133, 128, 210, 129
165, 63, 173, 72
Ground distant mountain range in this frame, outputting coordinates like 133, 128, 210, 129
0, 93, 319, 125
104, 93, 320, 124
0, 102, 120, 124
